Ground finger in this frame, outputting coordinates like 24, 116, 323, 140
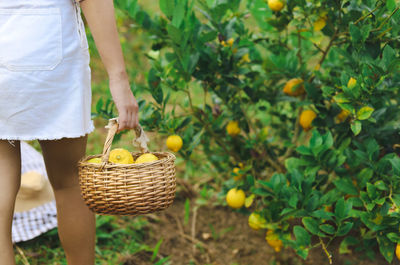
134, 112, 139, 128
127, 109, 134, 130
117, 110, 128, 132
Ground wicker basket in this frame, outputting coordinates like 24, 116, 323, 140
78, 118, 176, 216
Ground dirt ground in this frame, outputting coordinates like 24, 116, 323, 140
121, 195, 397, 265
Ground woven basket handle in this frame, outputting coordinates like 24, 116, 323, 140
101, 118, 150, 163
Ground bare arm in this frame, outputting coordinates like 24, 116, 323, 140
80, 0, 138, 131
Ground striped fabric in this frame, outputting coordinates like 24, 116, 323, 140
12, 142, 57, 243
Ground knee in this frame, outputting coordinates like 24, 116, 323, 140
49, 176, 79, 191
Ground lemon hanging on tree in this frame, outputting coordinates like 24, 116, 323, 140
299, 110, 317, 131
166, 135, 183, 152
226, 188, 246, 209
108, 148, 134, 164
266, 229, 283, 252
396, 243, 400, 261
226, 121, 241, 136
283, 78, 305, 96
248, 212, 267, 230
267, 0, 285, 12
313, 17, 327, 31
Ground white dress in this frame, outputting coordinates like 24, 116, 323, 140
0, 0, 94, 140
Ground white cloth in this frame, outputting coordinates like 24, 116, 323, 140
0, 0, 94, 141
12, 141, 57, 243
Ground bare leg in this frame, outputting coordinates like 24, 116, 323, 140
39, 136, 95, 265
0, 140, 21, 265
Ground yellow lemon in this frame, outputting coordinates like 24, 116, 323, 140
266, 229, 283, 252
248, 212, 267, 230
259, 127, 269, 141
283, 78, 305, 96
226, 121, 241, 136
226, 188, 246, 209
135, 153, 159, 164
299, 110, 317, 131
313, 17, 327, 31
226, 38, 234, 47
166, 135, 183, 152
233, 167, 243, 181
396, 244, 400, 261
87, 157, 102, 164
347, 77, 357, 89
108, 148, 134, 164
336, 109, 350, 123
241, 53, 251, 63
268, 0, 285, 12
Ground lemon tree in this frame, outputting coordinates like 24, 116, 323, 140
109, 0, 400, 262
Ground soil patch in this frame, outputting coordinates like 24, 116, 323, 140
123, 197, 396, 265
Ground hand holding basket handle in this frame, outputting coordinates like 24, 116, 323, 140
102, 118, 149, 163
78, 118, 176, 216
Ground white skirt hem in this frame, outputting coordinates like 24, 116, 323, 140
0, 121, 95, 141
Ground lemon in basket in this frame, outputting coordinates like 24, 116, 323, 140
87, 157, 102, 164
109, 148, 134, 164
135, 153, 158, 164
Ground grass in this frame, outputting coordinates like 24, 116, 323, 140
14, 215, 166, 265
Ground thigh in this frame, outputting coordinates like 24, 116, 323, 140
0, 140, 21, 206
39, 136, 87, 190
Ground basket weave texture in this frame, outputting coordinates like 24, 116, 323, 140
78, 119, 176, 216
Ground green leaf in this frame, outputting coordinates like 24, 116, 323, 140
367, 183, 378, 200
200, 31, 218, 44
390, 156, 400, 175
349, 23, 362, 45
374, 180, 387, 191
159, 0, 175, 18
96, 98, 104, 113
382, 45, 396, 68
360, 24, 372, 42
151, 238, 163, 262
302, 217, 320, 235
378, 235, 395, 263
337, 222, 353, 236
357, 106, 374, 120
312, 210, 334, 221
333, 178, 358, 195
309, 130, 323, 152
296, 146, 312, 156
333, 93, 350, 103
386, 0, 396, 11
358, 168, 374, 183
293, 226, 311, 246
387, 233, 400, 243
167, 24, 182, 43
351, 121, 362, 135
335, 198, 352, 221
187, 130, 203, 152
289, 193, 299, 208
171, 1, 186, 27
285, 157, 311, 171
319, 224, 335, 235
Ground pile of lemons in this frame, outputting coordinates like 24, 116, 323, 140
87, 149, 159, 165
86, 134, 183, 165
